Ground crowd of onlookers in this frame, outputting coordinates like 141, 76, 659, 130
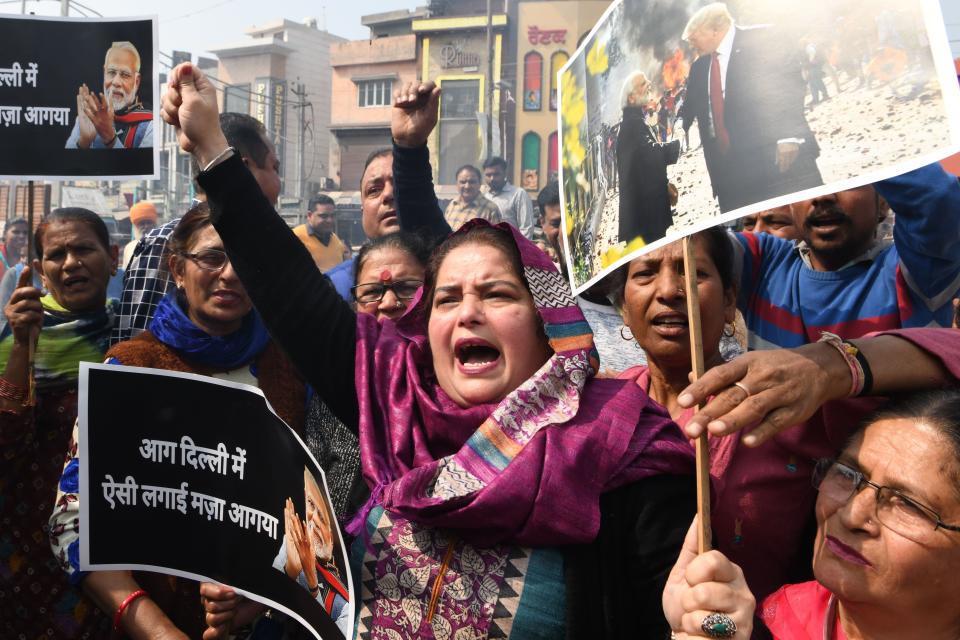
0, 61, 958, 640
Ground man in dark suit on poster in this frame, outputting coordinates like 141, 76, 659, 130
679, 3, 823, 213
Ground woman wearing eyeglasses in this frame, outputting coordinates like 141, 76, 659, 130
49, 203, 311, 639
350, 232, 429, 321
663, 389, 960, 639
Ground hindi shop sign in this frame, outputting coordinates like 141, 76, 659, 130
78, 364, 353, 640
0, 15, 159, 179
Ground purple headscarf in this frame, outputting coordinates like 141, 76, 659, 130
352, 220, 693, 546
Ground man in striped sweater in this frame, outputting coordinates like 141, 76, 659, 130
733, 163, 960, 349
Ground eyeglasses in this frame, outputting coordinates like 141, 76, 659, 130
351, 280, 422, 305
179, 249, 229, 272
813, 458, 960, 543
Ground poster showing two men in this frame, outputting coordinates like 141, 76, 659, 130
77, 364, 353, 639
559, 0, 960, 293
0, 15, 157, 179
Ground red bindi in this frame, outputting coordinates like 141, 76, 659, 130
379, 269, 392, 282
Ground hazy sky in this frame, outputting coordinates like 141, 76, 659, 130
1, 0, 424, 56
2, 0, 957, 58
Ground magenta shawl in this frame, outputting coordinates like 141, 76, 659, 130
352, 221, 694, 547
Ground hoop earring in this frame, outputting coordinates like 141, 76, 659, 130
723, 323, 736, 338
620, 325, 634, 342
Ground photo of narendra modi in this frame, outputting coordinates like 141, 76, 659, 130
65, 40, 153, 150
558, 0, 960, 294
0, 14, 157, 178
274, 468, 351, 637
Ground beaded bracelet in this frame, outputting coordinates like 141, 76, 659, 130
818, 331, 872, 397
0, 378, 27, 402
113, 589, 148, 635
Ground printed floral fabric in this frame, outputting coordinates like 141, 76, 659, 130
354, 507, 565, 640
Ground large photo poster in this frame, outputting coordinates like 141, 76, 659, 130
78, 364, 353, 640
0, 15, 158, 179
559, 0, 960, 293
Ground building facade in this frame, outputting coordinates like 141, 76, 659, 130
209, 19, 346, 202
513, 0, 610, 194
329, 34, 419, 191
414, 2, 509, 185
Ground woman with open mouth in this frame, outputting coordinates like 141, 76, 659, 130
48, 203, 315, 639
0, 208, 119, 638
610, 233, 960, 612
166, 63, 701, 640
663, 389, 960, 639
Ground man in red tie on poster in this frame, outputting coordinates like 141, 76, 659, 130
678, 3, 822, 212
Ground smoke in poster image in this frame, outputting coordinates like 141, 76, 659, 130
559, 0, 960, 293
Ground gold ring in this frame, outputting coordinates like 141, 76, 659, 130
733, 381, 751, 399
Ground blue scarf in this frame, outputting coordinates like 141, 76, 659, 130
149, 294, 270, 370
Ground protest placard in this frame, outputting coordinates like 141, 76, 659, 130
0, 15, 158, 179
78, 363, 352, 640
558, 0, 960, 294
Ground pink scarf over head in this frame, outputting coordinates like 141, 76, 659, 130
352, 220, 694, 546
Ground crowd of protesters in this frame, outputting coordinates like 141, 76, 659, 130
0, 59, 958, 640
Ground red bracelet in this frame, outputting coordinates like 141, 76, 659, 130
113, 589, 148, 635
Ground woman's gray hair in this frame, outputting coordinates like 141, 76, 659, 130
620, 71, 650, 109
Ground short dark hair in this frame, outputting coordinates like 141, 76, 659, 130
354, 231, 430, 287
482, 156, 507, 170
191, 113, 271, 192
308, 194, 336, 211
361, 148, 393, 189
537, 181, 560, 213
455, 165, 481, 181
4, 217, 28, 234
35, 208, 111, 257
608, 226, 735, 309
221, 112, 270, 169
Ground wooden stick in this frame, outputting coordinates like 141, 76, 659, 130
25, 180, 36, 406
682, 235, 711, 553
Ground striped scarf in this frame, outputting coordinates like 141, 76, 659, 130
0, 296, 116, 390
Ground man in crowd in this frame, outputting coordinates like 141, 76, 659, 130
740, 205, 798, 240
679, 3, 821, 212
483, 156, 535, 240
323, 147, 400, 300
0, 218, 28, 280
444, 164, 501, 231
112, 112, 280, 343
66, 41, 153, 149
537, 182, 562, 261
734, 169, 960, 350
293, 194, 351, 272
122, 201, 158, 268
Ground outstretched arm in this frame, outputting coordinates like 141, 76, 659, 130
392, 81, 451, 245
678, 328, 957, 445
162, 62, 360, 429
880, 163, 960, 314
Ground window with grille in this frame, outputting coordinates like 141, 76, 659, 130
357, 79, 393, 107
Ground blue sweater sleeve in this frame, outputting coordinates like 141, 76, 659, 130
393, 143, 451, 246
879, 163, 960, 302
